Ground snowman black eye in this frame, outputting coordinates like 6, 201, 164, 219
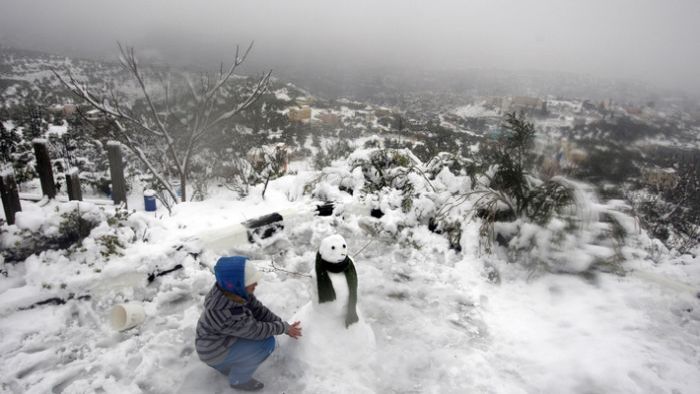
331, 246, 335, 250
342, 244, 346, 248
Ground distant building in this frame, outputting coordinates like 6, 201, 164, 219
597, 99, 615, 119
502, 96, 546, 115
641, 106, 657, 119
288, 106, 311, 122
599, 99, 614, 111
624, 106, 643, 116
374, 107, 394, 117
317, 112, 341, 127
572, 117, 587, 127
356, 111, 376, 123
581, 100, 597, 111
295, 96, 315, 106
63, 104, 77, 116
552, 139, 588, 170
47, 103, 77, 117
642, 167, 679, 189
566, 148, 588, 166
484, 97, 504, 110
47, 104, 63, 114
404, 119, 423, 131
85, 108, 104, 121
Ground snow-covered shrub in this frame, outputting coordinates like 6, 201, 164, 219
0, 203, 143, 263
96, 234, 124, 258
206, 143, 290, 199
8, 139, 37, 184
424, 152, 474, 179
0, 123, 22, 163
349, 148, 431, 214
58, 206, 100, 245
331, 148, 470, 252
1, 204, 102, 263
625, 156, 700, 255
49, 123, 114, 196
460, 114, 638, 273
308, 113, 646, 275
498, 188, 635, 274
313, 139, 353, 170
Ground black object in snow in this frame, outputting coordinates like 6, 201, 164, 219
315, 202, 335, 216
242, 202, 337, 242
370, 208, 384, 218
148, 264, 184, 284
19, 294, 91, 310
243, 213, 284, 243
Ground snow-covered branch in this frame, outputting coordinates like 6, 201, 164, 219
53, 42, 270, 203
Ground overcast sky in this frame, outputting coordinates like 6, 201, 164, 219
1, 0, 699, 93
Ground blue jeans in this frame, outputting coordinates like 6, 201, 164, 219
212, 337, 276, 385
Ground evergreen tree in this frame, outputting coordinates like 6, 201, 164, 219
0, 122, 21, 163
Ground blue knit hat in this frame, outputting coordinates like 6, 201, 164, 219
214, 256, 249, 299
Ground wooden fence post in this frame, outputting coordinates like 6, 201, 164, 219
66, 169, 82, 201
106, 141, 127, 207
0, 171, 22, 225
33, 139, 56, 199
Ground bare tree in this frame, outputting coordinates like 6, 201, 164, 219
53, 42, 271, 202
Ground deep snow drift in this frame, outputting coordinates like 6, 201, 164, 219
1, 170, 699, 394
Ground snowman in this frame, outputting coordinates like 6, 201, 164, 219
279, 234, 376, 392
311, 234, 360, 325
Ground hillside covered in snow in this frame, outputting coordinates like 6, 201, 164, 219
1, 46, 700, 394
1, 145, 700, 393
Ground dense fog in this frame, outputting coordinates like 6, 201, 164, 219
1, 0, 699, 94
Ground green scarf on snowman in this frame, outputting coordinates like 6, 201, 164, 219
315, 252, 359, 328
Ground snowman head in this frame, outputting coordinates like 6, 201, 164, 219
319, 234, 348, 263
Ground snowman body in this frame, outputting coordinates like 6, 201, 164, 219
279, 235, 376, 392
324, 271, 350, 313
309, 263, 350, 317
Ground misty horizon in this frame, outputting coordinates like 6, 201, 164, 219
1, 0, 699, 96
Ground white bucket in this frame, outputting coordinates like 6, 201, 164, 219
110, 303, 146, 331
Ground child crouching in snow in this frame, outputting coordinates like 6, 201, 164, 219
196, 256, 302, 391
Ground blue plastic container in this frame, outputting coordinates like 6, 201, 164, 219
144, 190, 157, 212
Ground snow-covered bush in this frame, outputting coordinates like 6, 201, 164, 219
7, 139, 37, 185
625, 157, 700, 255
349, 148, 432, 214
0, 123, 22, 164
205, 143, 290, 199
496, 184, 637, 274
313, 139, 353, 170
1, 204, 100, 262
304, 113, 648, 275
46, 121, 113, 196
424, 152, 474, 179
457, 114, 639, 273
0, 203, 145, 264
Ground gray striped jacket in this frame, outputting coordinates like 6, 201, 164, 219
195, 285, 289, 365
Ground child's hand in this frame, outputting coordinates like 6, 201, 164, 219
287, 321, 302, 339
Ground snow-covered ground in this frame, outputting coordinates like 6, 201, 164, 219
1, 173, 700, 394
452, 103, 500, 118
47, 121, 69, 137
273, 88, 291, 102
